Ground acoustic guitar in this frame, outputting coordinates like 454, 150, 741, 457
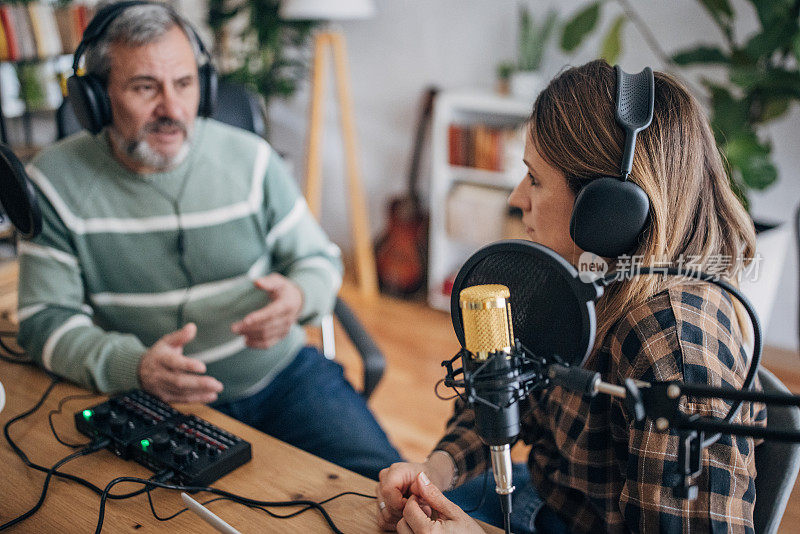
375, 87, 438, 296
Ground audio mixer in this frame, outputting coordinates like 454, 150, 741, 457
75, 390, 251, 486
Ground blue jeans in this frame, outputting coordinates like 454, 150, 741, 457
213, 346, 402, 480
445, 464, 569, 534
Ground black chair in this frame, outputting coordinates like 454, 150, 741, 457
753, 367, 800, 533
796, 203, 799, 355
56, 80, 385, 398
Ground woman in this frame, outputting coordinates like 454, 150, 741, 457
376, 60, 765, 533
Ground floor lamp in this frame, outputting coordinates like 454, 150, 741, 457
280, 0, 379, 299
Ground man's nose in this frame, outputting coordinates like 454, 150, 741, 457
155, 86, 183, 119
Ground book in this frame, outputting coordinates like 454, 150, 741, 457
11, 4, 37, 61
0, 15, 8, 61
0, 5, 19, 62
28, 3, 63, 58
446, 182, 510, 246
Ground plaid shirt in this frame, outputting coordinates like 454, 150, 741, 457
435, 282, 767, 533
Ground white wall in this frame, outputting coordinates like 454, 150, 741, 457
267, 0, 799, 351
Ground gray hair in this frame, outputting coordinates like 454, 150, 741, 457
84, 3, 203, 82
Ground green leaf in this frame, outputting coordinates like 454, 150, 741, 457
672, 46, 730, 65
708, 85, 749, 140
793, 32, 800, 63
731, 67, 800, 99
698, 0, 733, 41
699, 0, 733, 19
723, 132, 777, 191
600, 15, 626, 65
759, 97, 791, 122
749, 0, 796, 28
560, 2, 601, 52
518, 8, 558, 70
743, 19, 798, 59
698, 0, 734, 34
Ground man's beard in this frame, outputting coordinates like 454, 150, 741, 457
109, 117, 192, 172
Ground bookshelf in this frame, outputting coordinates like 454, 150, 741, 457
428, 90, 532, 311
0, 1, 91, 150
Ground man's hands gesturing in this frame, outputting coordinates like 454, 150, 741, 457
138, 323, 223, 403
231, 274, 304, 349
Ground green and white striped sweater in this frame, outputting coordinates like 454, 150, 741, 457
17, 118, 343, 402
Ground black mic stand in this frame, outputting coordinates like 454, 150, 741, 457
624, 379, 800, 499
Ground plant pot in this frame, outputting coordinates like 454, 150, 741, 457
509, 70, 544, 101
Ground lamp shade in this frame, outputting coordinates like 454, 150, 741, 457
279, 0, 376, 20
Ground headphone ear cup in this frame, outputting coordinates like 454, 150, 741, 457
66, 74, 111, 135
570, 177, 650, 258
197, 62, 217, 117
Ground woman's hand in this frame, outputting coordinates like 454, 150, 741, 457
376, 455, 454, 531
396, 472, 484, 534
377, 462, 426, 530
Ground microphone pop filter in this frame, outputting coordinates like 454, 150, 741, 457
451, 240, 601, 368
0, 143, 41, 239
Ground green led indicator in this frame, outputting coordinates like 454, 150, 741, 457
141, 439, 150, 451
82, 409, 93, 420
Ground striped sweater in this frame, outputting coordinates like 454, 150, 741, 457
16, 118, 343, 402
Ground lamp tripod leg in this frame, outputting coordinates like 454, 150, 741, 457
330, 31, 378, 298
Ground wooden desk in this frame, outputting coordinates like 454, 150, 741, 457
0, 260, 501, 533
0, 365, 504, 533
0, 361, 387, 533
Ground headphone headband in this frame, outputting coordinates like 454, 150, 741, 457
614, 65, 655, 180
568, 65, 654, 258
72, 1, 211, 73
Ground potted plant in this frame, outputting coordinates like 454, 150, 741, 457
207, 0, 317, 139
500, 6, 558, 100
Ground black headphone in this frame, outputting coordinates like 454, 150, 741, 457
569, 65, 654, 259
66, 0, 218, 135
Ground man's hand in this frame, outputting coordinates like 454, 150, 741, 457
138, 323, 223, 403
396, 473, 484, 534
231, 274, 304, 349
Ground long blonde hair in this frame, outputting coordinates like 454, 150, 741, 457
530, 60, 755, 343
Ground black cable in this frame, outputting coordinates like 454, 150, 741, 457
0, 439, 109, 531
144, 489, 375, 523
261, 491, 376, 520
0, 335, 24, 356
795, 203, 799, 357
47, 393, 101, 447
434, 377, 460, 400
3, 380, 148, 500
0, 351, 33, 365
96, 477, 373, 534
0, 331, 32, 364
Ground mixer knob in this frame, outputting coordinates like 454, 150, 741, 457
150, 431, 170, 451
108, 412, 128, 433
93, 404, 111, 421
173, 444, 191, 465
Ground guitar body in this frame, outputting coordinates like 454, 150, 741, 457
376, 88, 438, 297
375, 197, 428, 295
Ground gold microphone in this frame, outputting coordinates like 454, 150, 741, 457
460, 284, 514, 360
459, 284, 518, 501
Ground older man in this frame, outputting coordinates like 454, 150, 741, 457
17, 1, 401, 479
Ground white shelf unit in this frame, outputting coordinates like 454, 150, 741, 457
427, 91, 532, 312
